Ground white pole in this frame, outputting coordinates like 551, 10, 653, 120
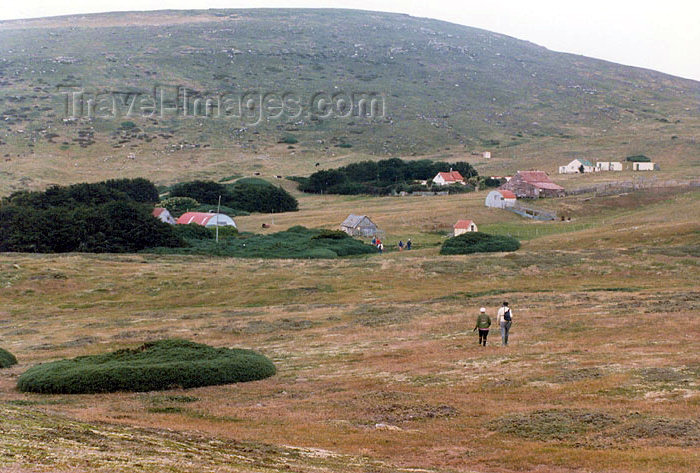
216, 195, 221, 243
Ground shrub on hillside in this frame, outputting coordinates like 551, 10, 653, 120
169, 180, 298, 213
626, 155, 651, 162
159, 196, 201, 217
440, 232, 520, 255
17, 339, 276, 394
0, 348, 17, 368
298, 158, 478, 195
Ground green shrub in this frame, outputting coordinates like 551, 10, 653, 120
149, 226, 375, 259
170, 180, 298, 213
17, 339, 276, 394
160, 196, 200, 217
279, 135, 298, 144
440, 232, 520, 255
0, 348, 17, 368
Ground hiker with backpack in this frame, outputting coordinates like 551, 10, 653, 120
473, 307, 491, 346
497, 301, 513, 346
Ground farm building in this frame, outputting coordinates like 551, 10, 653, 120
485, 189, 517, 209
500, 171, 565, 198
454, 219, 478, 235
176, 212, 237, 228
340, 214, 380, 237
152, 207, 176, 225
559, 159, 594, 174
633, 162, 658, 171
596, 161, 623, 171
432, 170, 465, 186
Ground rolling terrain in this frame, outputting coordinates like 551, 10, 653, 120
0, 9, 698, 194
0, 8, 699, 473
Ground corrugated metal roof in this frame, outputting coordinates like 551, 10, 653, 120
498, 190, 517, 199
152, 207, 165, 217
176, 212, 215, 226
341, 214, 366, 228
517, 171, 565, 190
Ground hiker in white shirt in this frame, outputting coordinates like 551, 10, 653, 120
496, 301, 513, 346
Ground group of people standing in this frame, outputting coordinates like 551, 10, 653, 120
371, 237, 412, 253
473, 301, 513, 347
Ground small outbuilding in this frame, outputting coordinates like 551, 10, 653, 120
485, 189, 517, 209
595, 161, 622, 171
454, 219, 478, 236
176, 212, 237, 228
152, 207, 176, 225
340, 214, 379, 237
633, 162, 657, 171
559, 159, 594, 174
432, 170, 465, 186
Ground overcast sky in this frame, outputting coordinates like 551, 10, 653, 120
2, 0, 699, 81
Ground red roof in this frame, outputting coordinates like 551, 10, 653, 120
498, 190, 517, 199
176, 212, 215, 226
454, 219, 476, 229
516, 171, 564, 190
152, 207, 166, 217
437, 171, 464, 182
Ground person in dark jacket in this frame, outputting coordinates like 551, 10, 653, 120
474, 307, 491, 346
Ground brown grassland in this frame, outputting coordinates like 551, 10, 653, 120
0, 174, 698, 473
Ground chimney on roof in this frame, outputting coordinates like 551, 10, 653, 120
449, 167, 452, 172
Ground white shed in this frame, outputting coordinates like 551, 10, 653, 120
176, 212, 237, 228
559, 159, 594, 174
454, 220, 478, 236
596, 161, 623, 171
633, 162, 656, 171
485, 189, 517, 209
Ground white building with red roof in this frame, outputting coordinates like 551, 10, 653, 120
152, 207, 176, 225
176, 212, 237, 228
485, 190, 517, 209
454, 219, 478, 236
432, 170, 465, 186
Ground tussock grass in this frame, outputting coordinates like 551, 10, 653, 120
17, 339, 276, 394
0, 347, 18, 368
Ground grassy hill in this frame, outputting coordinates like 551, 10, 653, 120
0, 9, 698, 194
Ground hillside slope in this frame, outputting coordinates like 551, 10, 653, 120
0, 9, 698, 192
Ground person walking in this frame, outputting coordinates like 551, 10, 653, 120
496, 301, 513, 346
398, 240, 404, 251
473, 307, 491, 346
406, 239, 412, 250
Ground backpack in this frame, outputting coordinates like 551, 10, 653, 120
503, 308, 512, 322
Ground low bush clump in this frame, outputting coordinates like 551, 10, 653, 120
17, 339, 276, 394
440, 232, 520, 255
0, 348, 17, 368
150, 226, 375, 259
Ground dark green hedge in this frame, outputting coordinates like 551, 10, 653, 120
0, 348, 17, 368
440, 232, 520, 255
17, 339, 276, 394
298, 158, 479, 195
169, 180, 298, 213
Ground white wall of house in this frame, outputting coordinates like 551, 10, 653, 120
432, 174, 448, 185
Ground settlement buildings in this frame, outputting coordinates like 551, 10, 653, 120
485, 189, 517, 209
340, 214, 380, 237
176, 212, 237, 228
500, 171, 565, 198
633, 162, 658, 171
595, 161, 623, 171
453, 219, 478, 235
